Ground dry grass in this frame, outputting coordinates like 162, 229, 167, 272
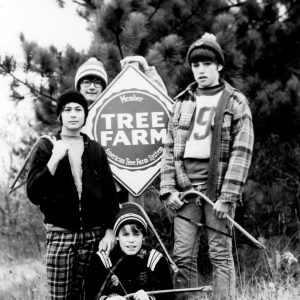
0, 234, 47, 300
237, 279, 300, 300
0, 206, 299, 299
1, 253, 299, 300
0, 257, 47, 299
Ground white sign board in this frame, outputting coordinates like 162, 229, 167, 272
84, 65, 173, 196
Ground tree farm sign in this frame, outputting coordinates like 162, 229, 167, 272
83, 65, 173, 196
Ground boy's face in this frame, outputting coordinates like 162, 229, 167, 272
118, 224, 143, 256
61, 102, 85, 130
79, 76, 104, 105
191, 61, 222, 88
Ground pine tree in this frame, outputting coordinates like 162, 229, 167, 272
83, 0, 300, 241
1, 0, 300, 250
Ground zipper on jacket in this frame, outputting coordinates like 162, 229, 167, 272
79, 139, 89, 231
79, 197, 83, 230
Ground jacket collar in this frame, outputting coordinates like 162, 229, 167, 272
174, 81, 198, 101
174, 79, 236, 101
55, 130, 90, 145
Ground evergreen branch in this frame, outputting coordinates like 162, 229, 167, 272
0, 68, 56, 104
148, 0, 167, 21
247, 2, 298, 28
276, 1, 299, 23
150, 2, 202, 44
114, 31, 124, 59
0, 205, 6, 220
213, 2, 245, 15
274, 2, 298, 25
72, 0, 97, 9
55, 0, 65, 7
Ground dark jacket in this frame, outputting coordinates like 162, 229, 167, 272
26, 131, 119, 231
85, 245, 174, 300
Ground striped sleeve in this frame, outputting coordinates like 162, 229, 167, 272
96, 250, 112, 269
147, 249, 163, 271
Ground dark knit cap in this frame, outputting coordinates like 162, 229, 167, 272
56, 90, 89, 118
187, 33, 225, 66
113, 203, 147, 236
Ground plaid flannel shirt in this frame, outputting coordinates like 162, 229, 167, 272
160, 80, 254, 203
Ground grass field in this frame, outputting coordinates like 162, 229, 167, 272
0, 216, 299, 300
0, 233, 47, 300
0, 257, 47, 300
1, 249, 299, 300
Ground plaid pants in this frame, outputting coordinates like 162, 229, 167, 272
46, 228, 103, 300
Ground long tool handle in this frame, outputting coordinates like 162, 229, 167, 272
125, 286, 212, 298
180, 191, 266, 250
8, 135, 54, 195
123, 201, 178, 273
8, 152, 31, 195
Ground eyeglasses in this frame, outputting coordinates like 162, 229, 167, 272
81, 79, 103, 88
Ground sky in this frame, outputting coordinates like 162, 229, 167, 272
0, 0, 92, 59
0, 0, 92, 177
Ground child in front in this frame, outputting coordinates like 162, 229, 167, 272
86, 203, 174, 300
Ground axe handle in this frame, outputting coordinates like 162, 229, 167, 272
180, 191, 266, 250
124, 286, 212, 298
8, 135, 54, 195
9, 149, 33, 194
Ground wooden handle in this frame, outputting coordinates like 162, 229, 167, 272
180, 191, 266, 250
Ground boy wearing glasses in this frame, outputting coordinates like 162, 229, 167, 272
75, 56, 167, 106
75, 57, 108, 105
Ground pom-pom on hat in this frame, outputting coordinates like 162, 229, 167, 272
56, 89, 89, 118
75, 57, 108, 90
113, 203, 148, 236
187, 33, 225, 66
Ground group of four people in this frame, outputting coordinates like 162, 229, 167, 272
26, 33, 253, 300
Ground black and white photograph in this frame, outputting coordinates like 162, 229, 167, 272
0, 1, 299, 299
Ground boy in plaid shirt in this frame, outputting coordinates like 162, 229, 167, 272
160, 33, 254, 300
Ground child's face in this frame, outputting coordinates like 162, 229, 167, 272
118, 224, 143, 256
79, 76, 104, 104
191, 61, 222, 88
61, 102, 85, 130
